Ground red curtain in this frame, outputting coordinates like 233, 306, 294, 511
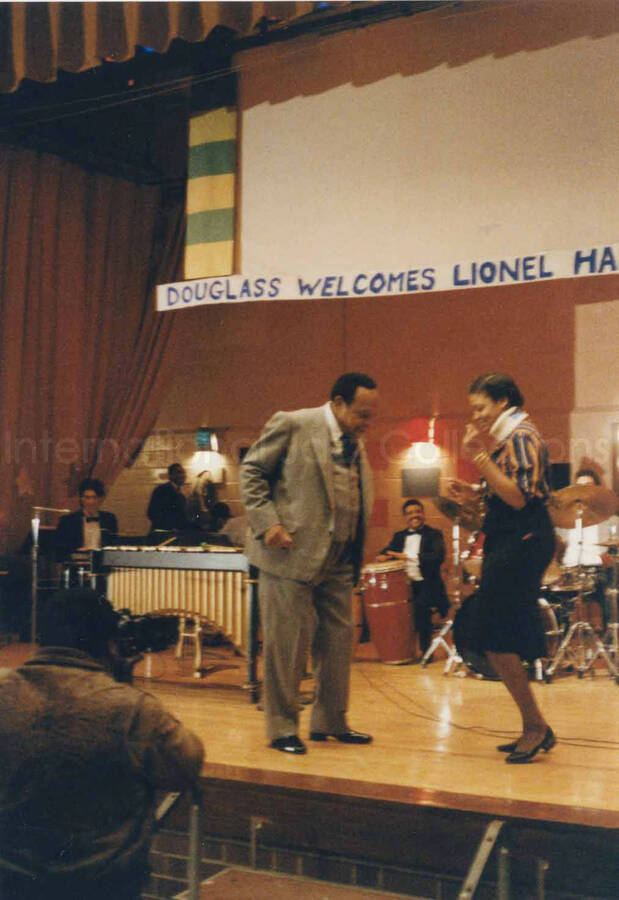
0, 143, 183, 550
0, 2, 316, 93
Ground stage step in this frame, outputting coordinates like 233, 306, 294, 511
146, 777, 618, 900
192, 866, 424, 898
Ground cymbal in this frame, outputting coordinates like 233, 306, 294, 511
435, 495, 483, 533
548, 484, 618, 529
596, 540, 619, 548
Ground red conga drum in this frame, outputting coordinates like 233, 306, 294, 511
360, 561, 415, 664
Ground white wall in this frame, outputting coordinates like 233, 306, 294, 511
237, 1, 618, 275
571, 299, 619, 487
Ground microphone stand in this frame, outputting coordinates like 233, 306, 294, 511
30, 513, 40, 645
30, 505, 70, 645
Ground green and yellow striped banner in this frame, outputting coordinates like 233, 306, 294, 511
185, 107, 237, 279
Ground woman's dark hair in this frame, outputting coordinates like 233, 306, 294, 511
468, 373, 524, 408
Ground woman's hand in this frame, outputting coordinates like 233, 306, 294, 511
462, 422, 491, 459
446, 478, 477, 505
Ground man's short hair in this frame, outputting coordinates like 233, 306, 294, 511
39, 589, 118, 658
402, 498, 424, 514
78, 477, 105, 498
168, 462, 184, 478
330, 372, 377, 405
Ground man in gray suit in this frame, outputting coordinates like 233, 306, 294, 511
241, 373, 378, 754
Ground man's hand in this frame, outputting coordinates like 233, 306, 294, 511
264, 524, 293, 549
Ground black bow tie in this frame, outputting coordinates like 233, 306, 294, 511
85, 516, 100, 522
407, 529, 422, 535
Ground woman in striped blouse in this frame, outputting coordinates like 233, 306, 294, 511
448, 373, 556, 764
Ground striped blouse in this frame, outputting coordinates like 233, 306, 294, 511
489, 418, 551, 501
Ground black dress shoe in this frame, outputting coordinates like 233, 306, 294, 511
309, 730, 372, 744
270, 735, 307, 754
506, 727, 556, 764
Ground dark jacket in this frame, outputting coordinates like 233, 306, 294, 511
146, 482, 189, 532
381, 524, 448, 614
0, 648, 203, 898
55, 510, 118, 563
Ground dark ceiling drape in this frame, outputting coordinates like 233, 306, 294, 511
0, 143, 183, 551
0, 1, 316, 93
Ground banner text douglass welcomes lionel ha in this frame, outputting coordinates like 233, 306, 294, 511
157, 243, 617, 312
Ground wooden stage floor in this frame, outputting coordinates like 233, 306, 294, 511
3, 639, 616, 831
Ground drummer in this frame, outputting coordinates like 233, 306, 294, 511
554, 468, 618, 626
376, 499, 449, 658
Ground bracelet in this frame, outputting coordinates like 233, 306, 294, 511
473, 450, 491, 467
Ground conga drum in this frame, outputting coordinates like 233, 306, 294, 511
360, 562, 415, 664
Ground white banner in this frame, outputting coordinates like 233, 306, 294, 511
157, 243, 618, 312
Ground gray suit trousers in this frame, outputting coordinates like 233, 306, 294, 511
259, 547, 354, 741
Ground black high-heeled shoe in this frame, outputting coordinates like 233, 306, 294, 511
505, 727, 556, 764
497, 739, 518, 753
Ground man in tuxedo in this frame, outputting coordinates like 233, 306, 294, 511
377, 499, 449, 658
55, 478, 118, 563
241, 373, 378, 754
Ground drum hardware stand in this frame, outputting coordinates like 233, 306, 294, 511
421, 521, 475, 674
545, 507, 618, 683
591, 553, 618, 671
597, 541, 619, 661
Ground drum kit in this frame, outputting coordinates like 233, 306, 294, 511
360, 483, 619, 683
543, 484, 618, 682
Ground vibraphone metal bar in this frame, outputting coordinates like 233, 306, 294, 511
96, 548, 259, 700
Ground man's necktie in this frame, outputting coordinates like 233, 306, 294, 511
341, 433, 357, 467
86, 517, 100, 522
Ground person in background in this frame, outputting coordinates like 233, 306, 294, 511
146, 462, 191, 533
0, 588, 204, 900
448, 373, 555, 764
241, 373, 378, 755
209, 502, 232, 533
377, 498, 449, 658
55, 477, 118, 562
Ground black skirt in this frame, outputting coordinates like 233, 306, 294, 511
468, 496, 555, 661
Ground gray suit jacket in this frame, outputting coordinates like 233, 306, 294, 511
240, 405, 374, 583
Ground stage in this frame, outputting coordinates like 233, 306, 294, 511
1, 639, 618, 897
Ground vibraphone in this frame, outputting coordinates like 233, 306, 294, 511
95, 547, 259, 699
